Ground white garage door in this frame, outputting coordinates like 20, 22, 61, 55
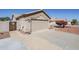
32, 21, 48, 32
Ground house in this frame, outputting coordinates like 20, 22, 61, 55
12, 10, 51, 33
48, 18, 68, 28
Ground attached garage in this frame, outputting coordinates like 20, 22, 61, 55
13, 10, 51, 33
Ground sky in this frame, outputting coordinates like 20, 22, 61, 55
0, 9, 79, 21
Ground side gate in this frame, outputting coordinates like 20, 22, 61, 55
9, 22, 16, 31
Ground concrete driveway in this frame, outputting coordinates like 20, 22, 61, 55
9, 29, 79, 50
0, 38, 26, 50
30, 29, 79, 50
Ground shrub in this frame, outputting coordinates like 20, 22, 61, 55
71, 19, 78, 25
0, 17, 10, 21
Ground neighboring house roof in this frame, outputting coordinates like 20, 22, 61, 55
49, 18, 67, 22
16, 10, 51, 20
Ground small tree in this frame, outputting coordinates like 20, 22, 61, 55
71, 19, 78, 25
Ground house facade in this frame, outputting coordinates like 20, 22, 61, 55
12, 10, 51, 33
48, 18, 68, 28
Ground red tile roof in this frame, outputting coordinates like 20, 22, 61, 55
49, 18, 67, 22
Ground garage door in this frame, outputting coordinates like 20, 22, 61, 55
32, 21, 48, 32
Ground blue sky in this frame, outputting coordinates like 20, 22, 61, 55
0, 9, 79, 21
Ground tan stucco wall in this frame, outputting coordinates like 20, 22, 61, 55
17, 20, 31, 32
